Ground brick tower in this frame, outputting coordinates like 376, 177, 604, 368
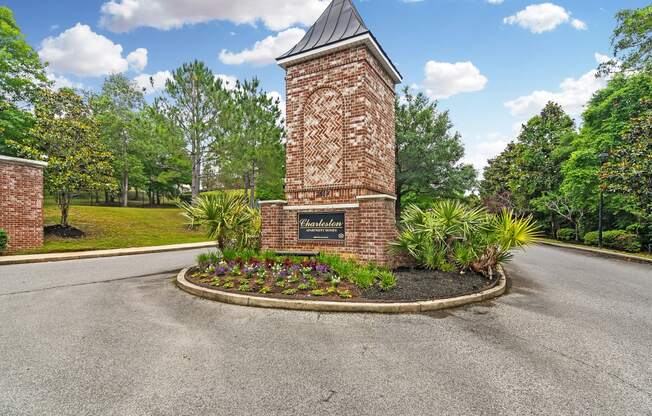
260, 0, 402, 266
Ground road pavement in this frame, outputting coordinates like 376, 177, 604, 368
0, 245, 650, 415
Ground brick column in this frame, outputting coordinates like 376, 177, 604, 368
0, 155, 47, 253
356, 195, 397, 267
259, 200, 287, 251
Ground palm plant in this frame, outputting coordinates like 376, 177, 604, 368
393, 201, 540, 278
179, 192, 260, 250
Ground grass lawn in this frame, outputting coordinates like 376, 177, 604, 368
18, 205, 210, 254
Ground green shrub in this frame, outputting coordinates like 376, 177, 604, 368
317, 253, 392, 289
584, 230, 641, 252
378, 270, 397, 291
393, 201, 540, 278
0, 228, 7, 252
179, 192, 260, 250
556, 228, 576, 242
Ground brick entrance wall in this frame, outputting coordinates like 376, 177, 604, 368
0, 156, 47, 253
261, 43, 399, 267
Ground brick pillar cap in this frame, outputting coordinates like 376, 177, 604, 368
259, 200, 288, 205
0, 154, 48, 169
356, 194, 397, 201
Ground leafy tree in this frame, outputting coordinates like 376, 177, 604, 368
0, 6, 48, 155
480, 142, 520, 213
395, 88, 475, 217
509, 102, 576, 233
561, 72, 652, 233
215, 78, 285, 206
9, 89, 114, 226
137, 106, 191, 204
601, 110, 652, 246
599, 5, 652, 76
157, 61, 230, 200
93, 74, 146, 206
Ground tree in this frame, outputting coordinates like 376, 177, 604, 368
93, 74, 146, 207
137, 106, 192, 204
480, 142, 520, 213
395, 88, 475, 217
510, 102, 576, 233
601, 110, 652, 246
598, 5, 652, 76
215, 78, 285, 207
0, 6, 48, 155
9, 89, 114, 226
157, 61, 230, 200
561, 72, 652, 232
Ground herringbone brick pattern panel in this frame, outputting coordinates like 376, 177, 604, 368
303, 88, 344, 187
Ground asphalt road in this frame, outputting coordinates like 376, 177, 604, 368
0, 245, 650, 415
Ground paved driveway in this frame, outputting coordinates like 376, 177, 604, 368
0, 245, 650, 415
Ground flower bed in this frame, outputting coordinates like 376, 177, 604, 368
187, 253, 364, 300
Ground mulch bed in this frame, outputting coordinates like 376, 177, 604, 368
362, 268, 493, 302
44, 225, 85, 238
186, 267, 494, 303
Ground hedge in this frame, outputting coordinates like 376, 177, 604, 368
584, 230, 641, 253
0, 228, 8, 252
556, 228, 576, 242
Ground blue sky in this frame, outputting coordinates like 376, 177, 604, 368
7, 0, 648, 172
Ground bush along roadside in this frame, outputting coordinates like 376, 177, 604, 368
0, 228, 8, 253
187, 249, 397, 300
392, 200, 540, 280
583, 230, 641, 253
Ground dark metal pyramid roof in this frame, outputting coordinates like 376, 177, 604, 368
279, 0, 370, 59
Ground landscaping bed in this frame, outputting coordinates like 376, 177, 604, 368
362, 268, 493, 302
185, 252, 495, 303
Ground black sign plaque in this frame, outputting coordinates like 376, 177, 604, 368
298, 212, 345, 241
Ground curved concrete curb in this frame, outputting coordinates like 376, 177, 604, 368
539, 240, 652, 265
0, 241, 217, 266
176, 266, 507, 314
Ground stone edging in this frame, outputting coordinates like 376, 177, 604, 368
0, 241, 217, 266
539, 240, 652, 265
176, 266, 507, 313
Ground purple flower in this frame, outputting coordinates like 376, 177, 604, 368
315, 264, 330, 273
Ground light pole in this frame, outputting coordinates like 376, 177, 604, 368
598, 152, 609, 248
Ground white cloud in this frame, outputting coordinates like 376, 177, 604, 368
127, 48, 148, 72
46, 71, 83, 90
463, 135, 509, 172
267, 90, 286, 120
215, 74, 238, 90
570, 18, 587, 30
100, 0, 328, 32
133, 70, 172, 94
504, 54, 609, 119
487, 0, 504, 4
219, 28, 305, 66
421, 61, 488, 99
503, 3, 585, 34
39, 23, 145, 77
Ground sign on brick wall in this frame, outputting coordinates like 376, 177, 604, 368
298, 213, 345, 241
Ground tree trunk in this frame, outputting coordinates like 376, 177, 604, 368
574, 222, 580, 242
191, 150, 201, 202
156, 191, 161, 206
249, 163, 256, 208
59, 192, 70, 227
121, 169, 129, 208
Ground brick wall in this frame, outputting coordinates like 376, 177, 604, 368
284, 45, 396, 201
0, 157, 46, 253
261, 42, 399, 267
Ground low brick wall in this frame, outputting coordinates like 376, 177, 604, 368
0, 155, 47, 253
261, 195, 398, 267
